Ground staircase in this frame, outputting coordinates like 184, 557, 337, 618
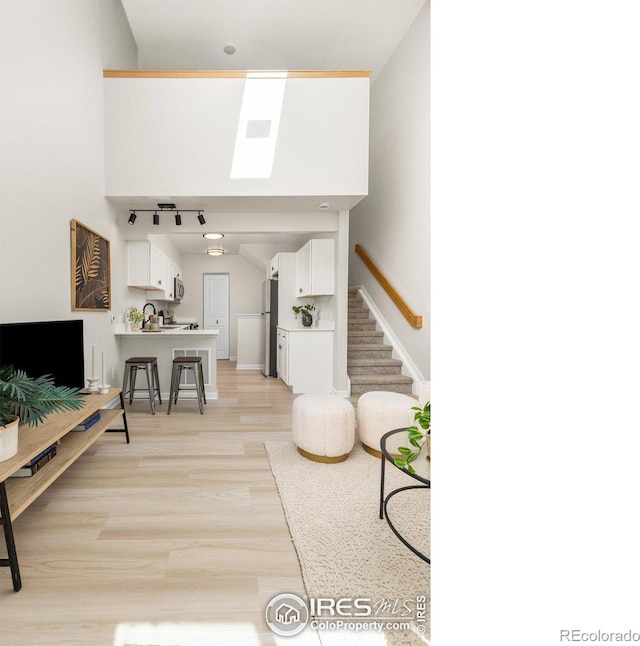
347, 288, 413, 396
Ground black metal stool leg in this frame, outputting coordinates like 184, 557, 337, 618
194, 365, 204, 414
153, 361, 162, 405
167, 364, 177, 415
122, 366, 130, 403
199, 361, 207, 405
129, 366, 138, 405
145, 364, 155, 414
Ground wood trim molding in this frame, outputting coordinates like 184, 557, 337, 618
103, 70, 371, 79
354, 244, 423, 329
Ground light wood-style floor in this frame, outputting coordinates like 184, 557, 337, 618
0, 363, 310, 646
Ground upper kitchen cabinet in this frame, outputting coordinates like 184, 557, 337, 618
295, 239, 334, 297
103, 71, 369, 207
128, 241, 180, 301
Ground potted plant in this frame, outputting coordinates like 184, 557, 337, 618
394, 401, 430, 474
126, 306, 144, 331
0, 365, 85, 462
292, 303, 316, 327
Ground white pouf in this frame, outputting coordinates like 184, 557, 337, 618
357, 391, 417, 457
292, 393, 355, 463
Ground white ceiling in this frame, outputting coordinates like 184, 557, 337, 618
121, 0, 426, 79
117, 0, 426, 254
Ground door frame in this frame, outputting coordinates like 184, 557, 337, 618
203, 273, 230, 360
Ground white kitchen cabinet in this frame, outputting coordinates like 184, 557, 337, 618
276, 329, 289, 385
295, 239, 334, 297
128, 241, 179, 300
128, 241, 164, 292
276, 328, 333, 393
270, 254, 280, 278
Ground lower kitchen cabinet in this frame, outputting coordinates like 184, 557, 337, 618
276, 327, 333, 393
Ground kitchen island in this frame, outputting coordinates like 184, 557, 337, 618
115, 328, 219, 400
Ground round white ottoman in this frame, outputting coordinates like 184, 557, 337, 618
292, 393, 355, 463
357, 391, 417, 458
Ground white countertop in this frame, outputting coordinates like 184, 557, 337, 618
115, 327, 219, 336
277, 325, 334, 332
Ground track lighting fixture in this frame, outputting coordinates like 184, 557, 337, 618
125, 204, 204, 227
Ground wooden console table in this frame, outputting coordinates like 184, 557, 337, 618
0, 388, 129, 591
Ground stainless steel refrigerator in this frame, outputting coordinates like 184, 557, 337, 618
262, 279, 278, 377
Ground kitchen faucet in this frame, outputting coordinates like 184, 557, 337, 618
142, 303, 157, 328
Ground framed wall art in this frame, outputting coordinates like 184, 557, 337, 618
70, 219, 111, 311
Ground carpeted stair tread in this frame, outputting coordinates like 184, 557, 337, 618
347, 365, 402, 375
348, 357, 403, 375
348, 320, 376, 328
350, 374, 413, 385
347, 308, 371, 318
348, 331, 385, 344
348, 357, 402, 367
347, 343, 394, 353
350, 382, 413, 395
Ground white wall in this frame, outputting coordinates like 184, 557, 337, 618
104, 76, 369, 200
0, 0, 137, 385
178, 254, 265, 360
348, 2, 430, 380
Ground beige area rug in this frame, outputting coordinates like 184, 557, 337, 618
265, 442, 430, 646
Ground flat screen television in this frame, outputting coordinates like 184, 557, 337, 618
0, 320, 85, 390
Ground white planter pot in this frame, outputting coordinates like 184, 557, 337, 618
0, 416, 19, 462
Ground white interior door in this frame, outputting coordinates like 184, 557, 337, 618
204, 273, 230, 360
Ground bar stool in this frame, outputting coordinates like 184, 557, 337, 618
167, 356, 206, 415
122, 357, 162, 415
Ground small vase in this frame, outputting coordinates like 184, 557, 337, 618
130, 322, 140, 332
302, 314, 313, 327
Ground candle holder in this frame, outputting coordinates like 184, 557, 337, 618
87, 377, 100, 392
99, 384, 110, 395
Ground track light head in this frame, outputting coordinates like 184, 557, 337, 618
198, 212, 206, 225
128, 212, 136, 225
175, 212, 182, 226
153, 211, 159, 225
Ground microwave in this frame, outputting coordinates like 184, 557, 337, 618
173, 277, 184, 303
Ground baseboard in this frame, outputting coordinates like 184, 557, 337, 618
353, 284, 425, 395
332, 388, 351, 398
236, 364, 263, 370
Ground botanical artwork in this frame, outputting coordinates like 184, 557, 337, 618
70, 219, 111, 311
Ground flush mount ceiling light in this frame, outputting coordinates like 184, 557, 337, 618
203, 232, 224, 240
206, 248, 224, 256
153, 211, 159, 225
197, 211, 206, 225
223, 44, 236, 55
128, 211, 137, 225
175, 212, 182, 226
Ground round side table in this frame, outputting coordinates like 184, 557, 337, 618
379, 427, 430, 563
